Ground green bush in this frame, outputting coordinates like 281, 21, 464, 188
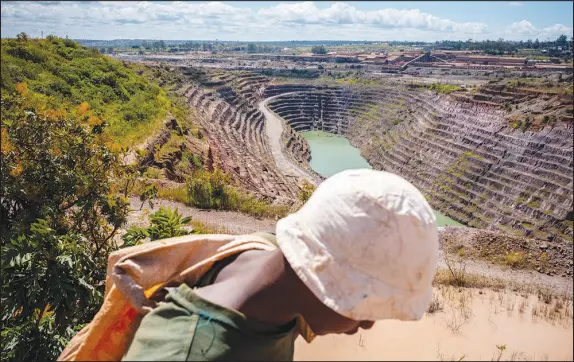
122, 207, 191, 247
187, 169, 236, 209
140, 169, 291, 219
298, 180, 316, 203
425, 83, 462, 94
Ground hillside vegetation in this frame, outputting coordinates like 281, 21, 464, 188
1, 38, 302, 362
0, 37, 198, 362
1, 36, 170, 147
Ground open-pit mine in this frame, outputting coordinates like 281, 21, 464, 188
137, 62, 573, 247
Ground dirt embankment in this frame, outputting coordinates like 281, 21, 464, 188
439, 226, 573, 279
295, 286, 573, 361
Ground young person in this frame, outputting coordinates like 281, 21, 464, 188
122, 169, 438, 361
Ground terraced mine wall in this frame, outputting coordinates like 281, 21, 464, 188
263, 84, 573, 244
173, 70, 322, 202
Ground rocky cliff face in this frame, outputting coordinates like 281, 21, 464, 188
264, 83, 573, 244
162, 66, 572, 245
171, 70, 308, 202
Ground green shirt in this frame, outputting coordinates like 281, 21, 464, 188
123, 233, 298, 361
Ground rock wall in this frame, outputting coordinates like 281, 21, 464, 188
175, 71, 304, 201
263, 83, 573, 244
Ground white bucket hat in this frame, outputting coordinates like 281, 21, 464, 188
276, 169, 438, 322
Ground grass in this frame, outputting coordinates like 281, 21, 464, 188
424, 83, 463, 94
155, 133, 184, 161
427, 295, 444, 314
143, 167, 163, 179
157, 183, 189, 202
189, 220, 234, 235
504, 252, 526, 268
151, 172, 292, 219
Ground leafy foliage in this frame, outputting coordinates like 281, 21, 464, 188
1, 37, 170, 147
311, 45, 328, 55
1, 90, 129, 248
1, 220, 101, 361
298, 180, 316, 204
187, 169, 235, 209
1, 89, 131, 361
122, 207, 192, 247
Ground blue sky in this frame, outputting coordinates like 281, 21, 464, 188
1, 1, 572, 41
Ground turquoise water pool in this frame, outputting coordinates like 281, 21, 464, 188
301, 130, 463, 227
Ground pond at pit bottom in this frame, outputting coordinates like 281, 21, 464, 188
301, 130, 463, 227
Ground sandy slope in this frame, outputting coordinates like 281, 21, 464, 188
294, 287, 573, 361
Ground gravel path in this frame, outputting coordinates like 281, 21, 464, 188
258, 93, 318, 184
127, 198, 572, 297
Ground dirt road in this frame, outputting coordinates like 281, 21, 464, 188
258, 93, 319, 184
127, 197, 277, 235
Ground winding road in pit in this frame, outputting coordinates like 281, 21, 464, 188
258, 93, 321, 185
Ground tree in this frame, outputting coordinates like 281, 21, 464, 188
16, 32, 28, 42
107, 47, 114, 54
533, 38, 540, 49
556, 34, 568, 48
311, 45, 328, 54
247, 43, 257, 53
1, 87, 130, 361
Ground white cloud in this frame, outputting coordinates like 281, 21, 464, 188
505, 20, 573, 40
508, 20, 538, 36
508, 2, 523, 7
538, 24, 573, 40
258, 2, 488, 34
1, 1, 571, 42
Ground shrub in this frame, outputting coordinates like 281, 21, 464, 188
298, 180, 316, 204
425, 83, 462, 94
504, 251, 526, 268
426, 295, 443, 314
522, 116, 532, 131
187, 169, 238, 210
122, 207, 192, 247
143, 167, 162, 179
